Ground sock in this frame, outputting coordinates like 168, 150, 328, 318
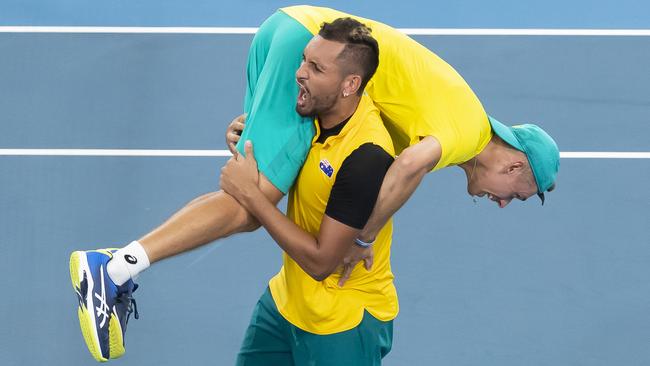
107, 241, 151, 286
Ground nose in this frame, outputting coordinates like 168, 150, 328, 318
498, 198, 512, 208
296, 61, 308, 81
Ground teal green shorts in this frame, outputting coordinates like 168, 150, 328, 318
236, 288, 393, 366
237, 11, 316, 194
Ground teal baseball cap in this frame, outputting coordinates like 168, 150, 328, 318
488, 116, 560, 204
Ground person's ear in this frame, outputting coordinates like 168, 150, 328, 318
507, 161, 525, 174
342, 74, 361, 97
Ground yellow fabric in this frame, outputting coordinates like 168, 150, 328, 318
269, 95, 398, 335
281, 5, 492, 170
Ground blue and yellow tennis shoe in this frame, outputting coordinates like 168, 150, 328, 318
69, 249, 139, 362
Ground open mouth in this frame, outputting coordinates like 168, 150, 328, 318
479, 192, 498, 202
297, 81, 309, 107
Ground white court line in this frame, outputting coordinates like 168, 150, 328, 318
0, 149, 649, 158
559, 152, 650, 159
0, 149, 232, 157
1, 26, 650, 36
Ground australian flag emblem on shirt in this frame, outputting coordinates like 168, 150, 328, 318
319, 159, 334, 177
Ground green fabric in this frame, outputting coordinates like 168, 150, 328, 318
488, 116, 560, 199
236, 288, 393, 366
237, 11, 316, 194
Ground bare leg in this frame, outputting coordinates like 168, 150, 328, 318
139, 175, 283, 263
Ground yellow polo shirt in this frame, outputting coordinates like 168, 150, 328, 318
268, 94, 399, 335
281, 5, 492, 170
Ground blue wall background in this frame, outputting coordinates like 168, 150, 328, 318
3, 0, 650, 28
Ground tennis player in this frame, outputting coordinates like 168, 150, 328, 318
221, 19, 396, 363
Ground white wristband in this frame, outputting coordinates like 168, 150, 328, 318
354, 237, 374, 248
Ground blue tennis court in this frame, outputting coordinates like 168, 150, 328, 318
1, 1, 649, 365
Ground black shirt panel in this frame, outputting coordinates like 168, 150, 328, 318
324, 143, 394, 229
316, 116, 351, 144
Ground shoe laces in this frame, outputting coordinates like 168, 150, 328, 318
128, 298, 139, 321
117, 283, 140, 322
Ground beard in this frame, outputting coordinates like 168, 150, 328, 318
296, 92, 338, 118
295, 104, 315, 117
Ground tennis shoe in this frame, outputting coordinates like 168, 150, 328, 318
69, 249, 139, 362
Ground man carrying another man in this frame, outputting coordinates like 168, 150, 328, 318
221, 18, 396, 364
70, 5, 559, 363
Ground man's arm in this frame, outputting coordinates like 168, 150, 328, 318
221, 141, 391, 281
233, 191, 358, 281
359, 135, 441, 241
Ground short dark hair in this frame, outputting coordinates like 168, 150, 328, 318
318, 17, 379, 95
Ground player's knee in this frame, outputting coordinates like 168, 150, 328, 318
217, 191, 260, 233
235, 206, 261, 233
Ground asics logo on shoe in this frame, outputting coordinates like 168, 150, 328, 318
94, 265, 111, 328
124, 255, 138, 264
